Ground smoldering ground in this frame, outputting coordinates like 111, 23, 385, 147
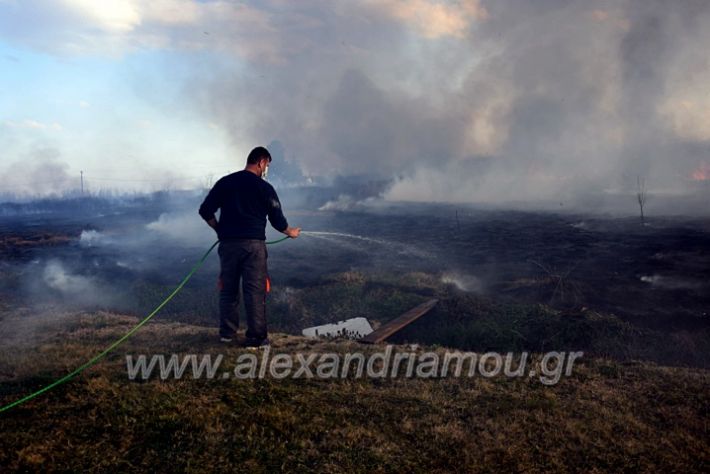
0, 0, 708, 370
1, 188, 709, 331
0, 180, 709, 372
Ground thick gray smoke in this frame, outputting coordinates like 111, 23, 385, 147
182, 0, 710, 208
0, 148, 76, 199
1, 0, 708, 209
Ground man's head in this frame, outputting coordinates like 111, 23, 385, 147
245, 146, 272, 178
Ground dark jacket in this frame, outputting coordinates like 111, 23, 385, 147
198, 170, 288, 240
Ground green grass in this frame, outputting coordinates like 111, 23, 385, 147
0, 312, 708, 472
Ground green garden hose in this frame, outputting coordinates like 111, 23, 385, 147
0, 236, 290, 414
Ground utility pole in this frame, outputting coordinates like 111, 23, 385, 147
80, 171, 84, 196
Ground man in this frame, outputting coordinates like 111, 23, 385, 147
198, 146, 300, 346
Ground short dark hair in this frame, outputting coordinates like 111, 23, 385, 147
246, 146, 272, 165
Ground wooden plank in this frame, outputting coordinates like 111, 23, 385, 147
359, 299, 439, 344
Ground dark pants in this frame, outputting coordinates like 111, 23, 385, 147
217, 239, 268, 340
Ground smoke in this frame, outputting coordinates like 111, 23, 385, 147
13, 258, 122, 309
43, 260, 95, 294
145, 211, 216, 246
79, 229, 109, 247
1, 0, 709, 208
0, 148, 76, 198
9, 206, 219, 316
318, 194, 379, 212
441, 272, 483, 293
640, 274, 703, 291
80, 209, 218, 250
178, 0, 710, 209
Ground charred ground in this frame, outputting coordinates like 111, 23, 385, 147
1, 193, 708, 367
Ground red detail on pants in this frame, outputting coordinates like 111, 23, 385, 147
217, 275, 270, 293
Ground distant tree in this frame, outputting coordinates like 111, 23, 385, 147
636, 176, 647, 223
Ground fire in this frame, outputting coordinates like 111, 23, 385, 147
691, 163, 710, 181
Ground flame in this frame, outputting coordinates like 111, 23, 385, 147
691, 163, 710, 181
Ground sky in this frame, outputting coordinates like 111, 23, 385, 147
0, 0, 709, 202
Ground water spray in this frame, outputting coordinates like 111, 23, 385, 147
301, 231, 430, 258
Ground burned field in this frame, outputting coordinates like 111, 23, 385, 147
1, 195, 708, 368
1, 196, 708, 472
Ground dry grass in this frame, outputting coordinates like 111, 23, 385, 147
0, 231, 74, 261
0, 311, 708, 473
0, 232, 72, 248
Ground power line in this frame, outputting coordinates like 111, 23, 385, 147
87, 176, 203, 182
0, 180, 76, 191
80, 164, 236, 173
0, 170, 236, 192
0, 177, 212, 192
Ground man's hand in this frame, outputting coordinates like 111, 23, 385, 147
207, 217, 218, 231
283, 226, 301, 238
